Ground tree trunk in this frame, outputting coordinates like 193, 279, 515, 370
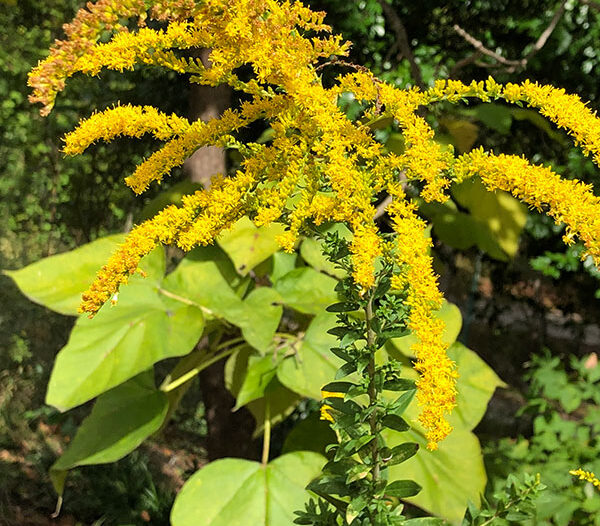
198, 360, 260, 461
185, 49, 258, 460
183, 49, 230, 188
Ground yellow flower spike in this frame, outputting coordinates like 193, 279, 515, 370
32, 0, 600, 452
387, 183, 457, 450
63, 105, 191, 156
456, 150, 600, 265
570, 468, 600, 490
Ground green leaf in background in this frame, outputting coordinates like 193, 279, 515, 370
277, 313, 343, 400
299, 224, 351, 279
447, 342, 506, 430
268, 251, 298, 283
439, 118, 479, 154
4, 233, 126, 315
50, 371, 168, 495
474, 103, 513, 134
239, 287, 283, 353
225, 347, 300, 435
217, 216, 286, 275
233, 353, 280, 409
383, 427, 486, 523
282, 412, 337, 456
163, 247, 281, 352
274, 268, 338, 315
390, 300, 462, 358
452, 177, 528, 259
171, 452, 325, 526
46, 247, 205, 411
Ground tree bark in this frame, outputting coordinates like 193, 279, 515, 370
183, 48, 230, 188
185, 49, 259, 460
198, 360, 259, 461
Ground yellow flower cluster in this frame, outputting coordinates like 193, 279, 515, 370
425, 78, 600, 168
63, 105, 191, 155
455, 148, 600, 265
570, 468, 600, 490
30, 0, 600, 450
387, 183, 457, 449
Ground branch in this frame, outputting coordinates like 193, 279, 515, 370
580, 0, 600, 13
523, 0, 568, 63
453, 0, 568, 73
376, 0, 426, 89
448, 51, 482, 78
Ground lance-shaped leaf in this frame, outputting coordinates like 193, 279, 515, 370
46, 248, 204, 410
4, 234, 126, 315
171, 452, 325, 526
50, 372, 168, 495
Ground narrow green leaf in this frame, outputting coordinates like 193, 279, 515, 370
385, 442, 419, 466
385, 480, 422, 499
381, 414, 410, 432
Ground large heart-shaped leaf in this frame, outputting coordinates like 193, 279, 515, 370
383, 426, 486, 523
5, 234, 126, 315
277, 313, 343, 400
217, 217, 286, 275
452, 177, 527, 259
274, 268, 338, 315
50, 371, 168, 495
163, 249, 281, 352
171, 452, 325, 526
447, 342, 505, 430
47, 248, 204, 410
388, 341, 504, 433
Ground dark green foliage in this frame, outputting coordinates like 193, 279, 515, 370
485, 353, 600, 525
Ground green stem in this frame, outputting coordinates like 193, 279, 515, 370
160, 346, 242, 393
156, 286, 214, 316
365, 293, 381, 486
262, 399, 271, 466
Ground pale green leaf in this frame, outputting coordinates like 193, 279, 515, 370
50, 371, 168, 495
217, 217, 286, 275
383, 426, 486, 523
5, 234, 126, 315
46, 265, 204, 410
171, 452, 325, 526
277, 313, 343, 399
274, 268, 338, 315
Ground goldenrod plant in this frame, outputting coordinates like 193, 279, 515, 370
8, 0, 600, 523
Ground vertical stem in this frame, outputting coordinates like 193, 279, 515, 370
365, 293, 380, 485
262, 399, 271, 466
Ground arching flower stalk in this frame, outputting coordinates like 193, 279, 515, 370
29, 0, 600, 450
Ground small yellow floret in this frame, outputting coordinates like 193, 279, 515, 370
570, 468, 600, 490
